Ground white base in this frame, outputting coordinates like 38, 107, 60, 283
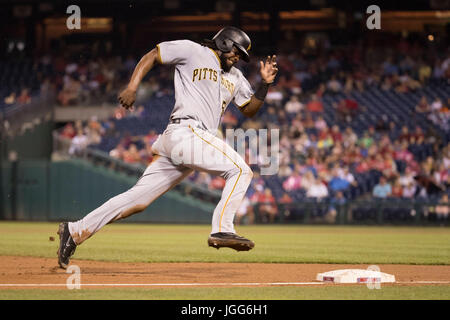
316, 269, 395, 284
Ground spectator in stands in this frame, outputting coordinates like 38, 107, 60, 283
394, 141, 414, 164
284, 95, 303, 115
359, 131, 374, 149
391, 178, 404, 197
412, 126, 425, 143
278, 164, 293, 178
58, 75, 81, 106
60, 122, 76, 140
382, 153, 397, 178
398, 125, 411, 144
330, 125, 343, 143
418, 61, 432, 83
428, 106, 450, 131
336, 97, 358, 122
342, 127, 358, 148
17, 88, 31, 104
430, 98, 443, 112
402, 181, 417, 198
40, 77, 54, 98
339, 166, 357, 187
262, 105, 278, 124
317, 132, 333, 149
209, 176, 226, 190
256, 188, 278, 223
415, 171, 445, 198
265, 84, 284, 107
109, 143, 126, 160
122, 144, 142, 165
433, 162, 448, 186
326, 75, 342, 94
306, 175, 329, 199
435, 194, 449, 222
327, 190, 346, 223
279, 192, 293, 205
399, 167, 416, 187
222, 109, 238, 126
328, 168, 350, 192
277, 74, 302, 95
314, 115, 327, 131
4, 92, 16, 105
68, 128, 89, 156
282, 169, 302, 192
85, 116, 103, 145
306, 94, 324, 113
415, 96, 430, 113
372, 176, 392, 198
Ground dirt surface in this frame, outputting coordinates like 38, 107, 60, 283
0, 256, 449, 288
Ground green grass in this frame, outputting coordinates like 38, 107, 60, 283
1, 286, 449, 300
1, 222, 449, 300
0, 222, 449, 264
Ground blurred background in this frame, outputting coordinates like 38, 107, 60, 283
0, 0, 449, 226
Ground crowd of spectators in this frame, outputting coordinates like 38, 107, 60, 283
49, 32, 450, 224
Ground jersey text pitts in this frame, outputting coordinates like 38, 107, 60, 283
192, 68, 235, 95
192, 68, 218, 82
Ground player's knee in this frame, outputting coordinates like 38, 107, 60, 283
234, 163, 251, 176
239, 163, 253, 185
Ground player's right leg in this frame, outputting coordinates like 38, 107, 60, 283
57, 155, 192, 269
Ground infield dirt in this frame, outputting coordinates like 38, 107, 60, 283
0, 256, 449, 288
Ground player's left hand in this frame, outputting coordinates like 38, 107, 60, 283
259, 55, 278, 84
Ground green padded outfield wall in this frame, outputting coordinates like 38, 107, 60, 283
4, 120, 54, 160
0, 159, 215, 223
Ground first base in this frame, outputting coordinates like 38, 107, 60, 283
316, 269, 395, 284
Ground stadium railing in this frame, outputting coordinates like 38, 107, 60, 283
251, 198, 449, 226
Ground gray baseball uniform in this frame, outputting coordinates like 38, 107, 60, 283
68, 40, 254, 244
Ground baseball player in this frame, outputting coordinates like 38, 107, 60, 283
57, 26, 278, 269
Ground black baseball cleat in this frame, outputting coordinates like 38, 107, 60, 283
208, 232, 255, 251
57, 222, 77, 269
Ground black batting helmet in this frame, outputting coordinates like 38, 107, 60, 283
210, 26, 251, 62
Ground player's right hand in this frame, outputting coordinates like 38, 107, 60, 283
118, 88, 136, 110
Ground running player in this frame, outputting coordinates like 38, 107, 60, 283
57, 26, 278, 269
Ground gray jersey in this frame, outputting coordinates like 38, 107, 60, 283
156, 40, 253, 131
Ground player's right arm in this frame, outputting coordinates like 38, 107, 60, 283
118, 47, 160, 110
118, 40, 192, 110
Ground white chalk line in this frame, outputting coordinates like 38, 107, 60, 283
0, 282, 322, 287
1, 281, 450, 287
396, 281, 450, 284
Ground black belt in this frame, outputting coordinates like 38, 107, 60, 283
169, 118, 207, 130
169, 117, 194, 124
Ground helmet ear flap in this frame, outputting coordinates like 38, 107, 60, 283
215, 38, 234, 53
222, 39, 234, 52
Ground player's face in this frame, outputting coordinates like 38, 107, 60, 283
221, 46, 242, 72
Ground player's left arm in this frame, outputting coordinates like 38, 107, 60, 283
239, 55, 278, 118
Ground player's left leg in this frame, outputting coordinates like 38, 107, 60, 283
184, 126, 254, 251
